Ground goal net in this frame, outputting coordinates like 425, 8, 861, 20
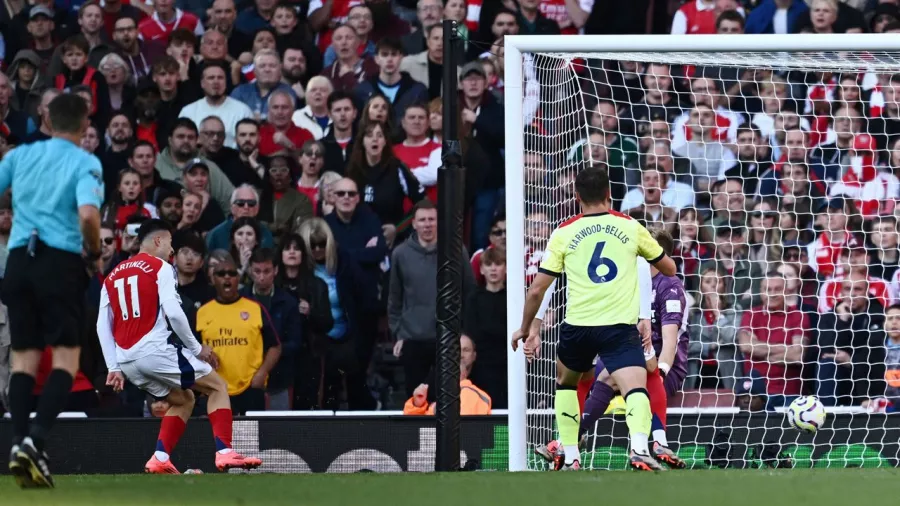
504, 35, 900, 472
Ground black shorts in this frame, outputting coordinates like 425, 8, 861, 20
2, 245, 89, 351
557, 322, 645, 374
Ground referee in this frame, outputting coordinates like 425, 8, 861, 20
1, 94, 103, 488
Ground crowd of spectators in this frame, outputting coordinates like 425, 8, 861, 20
2, 0, 900, 417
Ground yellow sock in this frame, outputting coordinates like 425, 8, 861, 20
624, 389, 652, 455
554, 387, 580, 450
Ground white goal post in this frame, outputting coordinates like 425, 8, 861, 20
504, 34, 900, 472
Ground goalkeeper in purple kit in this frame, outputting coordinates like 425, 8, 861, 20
535, 229, 690, 469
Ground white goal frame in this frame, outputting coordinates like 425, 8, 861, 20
503, 33, 900, 472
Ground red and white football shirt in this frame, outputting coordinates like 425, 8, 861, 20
101, 253, 181, 363
309, 0, 363, 52
138, 8, 204, 44
818, 274, 893, 313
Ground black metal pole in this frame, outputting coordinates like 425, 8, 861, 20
435, 18, 463, 473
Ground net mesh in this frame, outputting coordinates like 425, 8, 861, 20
518, 49, 900, 470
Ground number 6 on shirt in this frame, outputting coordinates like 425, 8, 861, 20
587, 241, 618, 284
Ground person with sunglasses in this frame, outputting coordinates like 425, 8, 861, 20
296, 140, 326, 210
198, 253, 282, 416
98, 226, 118, 275
205, 184, 276, 253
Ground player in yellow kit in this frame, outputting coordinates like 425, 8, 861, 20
512, 165, 677, 471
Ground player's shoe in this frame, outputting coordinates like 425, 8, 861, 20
215, 451, 262, 472
630, 451, 668, 472
653, 442, 686, 469
145, 455, 180, 474
10, 441, 54, 488
8, 444, 35, 489
552, 452, 581, 471
534, 433, 589, 463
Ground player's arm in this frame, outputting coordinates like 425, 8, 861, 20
158, 266, 203, 356
76, 162, 105, 256
520, 272, 556, 336
96, 284, 121, 373
635, 223, 677, 276
657, 281, 686, 375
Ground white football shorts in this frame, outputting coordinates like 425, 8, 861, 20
119, 344, 213, 398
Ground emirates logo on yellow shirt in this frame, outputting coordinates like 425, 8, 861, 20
240, 312, 250, 321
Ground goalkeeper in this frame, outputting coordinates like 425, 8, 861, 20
534, 229, 689, 469
511, 165, 677, 471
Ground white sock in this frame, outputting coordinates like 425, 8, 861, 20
22, 437, 34, 449
154, 451, 170, 462
563, 445, 580, 464
653, 429, 669, 448
631, 433, 650, 455
217, 448, 234, 454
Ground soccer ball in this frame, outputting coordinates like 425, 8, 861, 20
787, 396, 826, 433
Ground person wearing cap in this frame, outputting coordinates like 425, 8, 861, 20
460, 57, 504, 250
20, 5, 57, 68
807, 196, 860, 278
181, 157, 227, 230
734, 369, 767, 412
399, 24, 460, 99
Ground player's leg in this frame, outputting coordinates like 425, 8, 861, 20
536, 369, 600, 462
193, 370, 263, 471
19, 250, 89, 486
653, 349, 690, 468
4, 249, 82, 488
146, 387, 195, 474
580, 366, 618, 438
554, 359, 585, 469
602, 325, 665, 472
6, 348, 43, 488
552, 323, 596, 470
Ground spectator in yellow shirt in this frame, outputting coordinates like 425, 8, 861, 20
404, 334, 491, 415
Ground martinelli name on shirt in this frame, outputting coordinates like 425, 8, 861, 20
569, 223, 630, 250
110, 260, 156, 276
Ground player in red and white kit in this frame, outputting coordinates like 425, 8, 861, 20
97, 219, 262, 474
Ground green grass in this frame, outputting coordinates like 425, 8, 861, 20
1, 469, 899, 506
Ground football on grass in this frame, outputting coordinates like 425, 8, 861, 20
787, 396, 826, 433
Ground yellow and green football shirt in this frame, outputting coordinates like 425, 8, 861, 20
196, 297, 280, 396
538, 211, 664, 326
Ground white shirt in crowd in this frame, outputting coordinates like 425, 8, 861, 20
620, 180, 696, 213
179, 97, 254, 149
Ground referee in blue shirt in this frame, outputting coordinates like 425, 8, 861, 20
0, 94, 103, 488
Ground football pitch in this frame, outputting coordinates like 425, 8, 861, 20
0, 469, 897, 506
